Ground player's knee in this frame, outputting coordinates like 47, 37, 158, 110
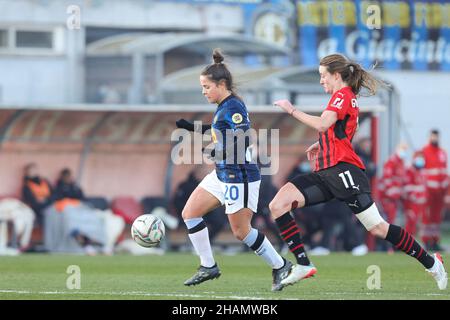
269, 199, 297, 218
268, 199, 276, 212
344, 193, 374, 215
268, 199, 284, 217
181, 207, 193, 220
346, 194, 387, 232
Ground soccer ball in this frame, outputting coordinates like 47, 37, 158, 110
131, 214, 165, 247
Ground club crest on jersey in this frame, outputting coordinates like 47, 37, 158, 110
331, 93, 345, 109
232, 113, 243, 124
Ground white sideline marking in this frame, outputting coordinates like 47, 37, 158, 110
0, 289, 295, 300
0, 289, 448, 299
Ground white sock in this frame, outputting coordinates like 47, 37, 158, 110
185, 219, 215, 268
243, 228, 284, 269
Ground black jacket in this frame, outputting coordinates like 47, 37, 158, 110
22, 176, 54, 214
54, 180, 85, 201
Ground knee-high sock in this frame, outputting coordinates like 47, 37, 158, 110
242, 228, 284, 269
275, 212, 311, 266
385, 224, 435, 269
185, 218, 215, 268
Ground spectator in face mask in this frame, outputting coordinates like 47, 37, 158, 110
378, 143, 409, 225
287, 157, 312, 182
404, 152, 427, 237
421, 129, 448, 251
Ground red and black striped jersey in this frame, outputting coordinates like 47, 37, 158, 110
314, 86, 365, 171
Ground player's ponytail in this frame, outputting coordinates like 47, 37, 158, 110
320, 54, 387, 96
212, 49, 225, 64
201, 48, 239, 98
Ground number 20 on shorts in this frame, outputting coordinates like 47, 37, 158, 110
225, 185, 239, 201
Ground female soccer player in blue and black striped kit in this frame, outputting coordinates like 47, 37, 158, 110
176, 49, 294, 291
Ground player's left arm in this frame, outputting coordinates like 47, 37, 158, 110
274, 99, 337, 132
176, 118, 211, 134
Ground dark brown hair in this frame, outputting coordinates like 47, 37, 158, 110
201, 49, 237, 96
23, 163, 36, 175
319, 54, 385, 96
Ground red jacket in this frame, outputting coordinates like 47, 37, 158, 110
422, 144, 449, 191
379, 154, 406, 201
404, 166, 427, 205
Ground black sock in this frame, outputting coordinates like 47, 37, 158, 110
275, 212, 310, 266
385, 224, 435, 269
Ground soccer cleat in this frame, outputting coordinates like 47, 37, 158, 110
184, 264, 221, 286
272, 258, 294, 291
426, 253, 448, 290
280, 263, 317, 286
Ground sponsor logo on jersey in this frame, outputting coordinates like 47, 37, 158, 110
232, 113, 243, 124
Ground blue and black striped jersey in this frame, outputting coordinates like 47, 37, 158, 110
211, 95, 260, 183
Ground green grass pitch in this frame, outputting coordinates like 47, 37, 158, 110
0, 252, 448, 300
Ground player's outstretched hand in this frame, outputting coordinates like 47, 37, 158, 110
176, 118, 194, 131
273, 99, 295, 115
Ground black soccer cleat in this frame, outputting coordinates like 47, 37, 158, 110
271, 258, 293, 291
184, 264, 221, 286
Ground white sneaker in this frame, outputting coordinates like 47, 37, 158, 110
84, 245, 98, 256
426, 253, 448, 290
151, 207, 179, 230
351, 244, 368, 256
280, 263, 317, 286
309, 246, 330, 256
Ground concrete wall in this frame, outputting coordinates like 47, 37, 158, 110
0, 57, 67, 105
0, 0, 243, 33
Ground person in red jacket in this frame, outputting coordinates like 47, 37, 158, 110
421, 129, 449, 251
404, 152, 427, 236
379, 143, 408, 224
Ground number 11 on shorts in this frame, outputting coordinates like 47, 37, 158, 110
339, 170, 355, 189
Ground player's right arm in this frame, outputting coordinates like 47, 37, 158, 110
274, 99, 338, 132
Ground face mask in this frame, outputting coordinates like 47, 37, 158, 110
397, 150, 407, 160
299, 162, 311, 172
413, 157, 425, 169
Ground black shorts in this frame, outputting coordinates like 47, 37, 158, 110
290, 162, 371, 207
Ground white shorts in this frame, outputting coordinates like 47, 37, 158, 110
199, 170, 260, 214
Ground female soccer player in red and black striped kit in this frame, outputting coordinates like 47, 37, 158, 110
271, 53, 447, 290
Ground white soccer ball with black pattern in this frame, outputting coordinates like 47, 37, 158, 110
131, 214, 165, 247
